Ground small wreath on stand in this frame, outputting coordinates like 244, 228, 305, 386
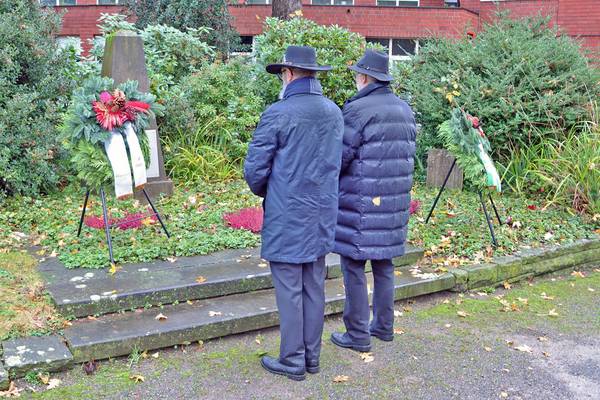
62, 76, 164, 193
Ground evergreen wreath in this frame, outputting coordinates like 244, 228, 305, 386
62, 76, 164, 189
437, 108, 501, 192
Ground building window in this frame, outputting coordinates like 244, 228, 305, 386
232, 35, 255, 54
97, 0, 121, 4
40, 0, 76, 5
366, 38, 419, 61
311, 0, 354, 5
376, 0, 419, 7
245, 0, 271, 4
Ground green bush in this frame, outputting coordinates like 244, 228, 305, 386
160, 58, 264, 182
0, 1, 75, 197
124, 0, 237, 55
402, 13, 600, 165
253, 16, 367, 106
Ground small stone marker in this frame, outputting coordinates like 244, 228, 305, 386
1, 336, 73, 378
101, 30, 173, 200
0, 362, 8, 390
426, 148, 464, 190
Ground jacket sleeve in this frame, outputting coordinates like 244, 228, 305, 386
340, 105, 362, 173
244, 108, 279, 198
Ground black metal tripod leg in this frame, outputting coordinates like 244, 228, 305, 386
425, 159, 456, 224
479, 192, 498, 247
100, 188, 115, 265
142, 188, 170, 238
77, 189, 91, 237
488, 193, 503, 225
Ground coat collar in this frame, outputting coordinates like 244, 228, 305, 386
346, 82, 392, 105
283, 77, 323, 99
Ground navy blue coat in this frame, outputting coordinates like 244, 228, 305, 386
334, 82, 417, 260
244, 77, 343, 264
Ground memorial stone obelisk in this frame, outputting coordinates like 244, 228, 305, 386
101, 30, 173, 200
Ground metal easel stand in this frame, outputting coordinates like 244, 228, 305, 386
76, 187, 170, 265
424, 159, 503, 247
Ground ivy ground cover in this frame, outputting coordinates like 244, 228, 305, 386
1, 181, 598, 269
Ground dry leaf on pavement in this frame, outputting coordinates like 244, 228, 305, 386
155, 313, 168, 321
333, 375, 349, 383
514, 345, 533, 353
47, 379, 61, 390
457, 311, 469, 318
360, 352, 374, 363
195, 276, 207, 284
130, 374, 145, 383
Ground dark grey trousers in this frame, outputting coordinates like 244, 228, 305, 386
270, 257, 326, 368
340, 256, 395, 343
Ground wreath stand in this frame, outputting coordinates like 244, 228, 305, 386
424, 159, 503, 247
76, 187, 170, 265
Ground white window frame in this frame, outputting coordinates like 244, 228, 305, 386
311, 0, 355, 5
367, 38, 419, 61
376, 0, 420, 6
96, 0, 122, 4
39, 0, 77, 5
245, 0, 271, 4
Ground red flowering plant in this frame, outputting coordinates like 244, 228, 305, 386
62, 76, 164, 189
223, 207, 264, 233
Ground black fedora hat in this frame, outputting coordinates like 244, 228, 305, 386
348, 49, 394, 82
266, 45, 332, 74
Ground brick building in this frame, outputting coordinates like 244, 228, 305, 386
47, 0, 600, 58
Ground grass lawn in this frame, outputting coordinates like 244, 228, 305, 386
0, 252, 65, 341
0, 180, 598, 269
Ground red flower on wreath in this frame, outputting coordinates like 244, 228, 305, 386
92, 89, 150, 131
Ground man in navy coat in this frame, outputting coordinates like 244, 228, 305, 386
331, 49, 417, 352
244, 46, 343, 380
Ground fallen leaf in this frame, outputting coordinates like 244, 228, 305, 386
517, 297, 528, 304
442, 299, 450, 304
500, 392, 509, 399
167, 257, 177, 263
514, 344, 533, 353
109, 263, 121, 275
130, 374, 145, 383
258, 263, 268, 268
372, 197, 381, 206
570, 271, 585, 278
0, 382, 22, 397
333, 375, 349, 383
195, 276, 207, 284
543, 352, 550, 357
537, 336, 549, 342
394, 328, 405, 335
186, 300, 193, 305
393, 310, 403, 317
543, 232, 554, 241
38, 372, 50, 385
47, 379, 61, 390
141, 350, 148, 359
394, 270, 402, 276
457, 311, 469, 318
155, 313, 168, 321
360, 352, 374, 363
484, 346, 492, 352
503, 281, 512, 290
208, 311, 222, 317
548, 308, 559, 317
588, 287, 595, 292
444, 323, 452, 328
540, 292, 555, 300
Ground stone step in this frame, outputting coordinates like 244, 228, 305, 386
63, 269, 454, 362
41, 247, 423, 318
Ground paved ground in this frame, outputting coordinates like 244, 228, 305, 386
16, 268, 600, 400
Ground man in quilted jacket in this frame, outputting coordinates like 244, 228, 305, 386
331, 49, 417, 352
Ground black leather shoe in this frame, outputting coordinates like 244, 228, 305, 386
330, 332, 371, 352
260, 356, 306, 381
306, 360, 320, 374
370, 331, 394, 342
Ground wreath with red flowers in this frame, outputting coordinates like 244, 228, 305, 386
62, 76, 164, 189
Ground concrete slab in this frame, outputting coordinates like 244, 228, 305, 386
44, 247, 424, 318
63, 269, 450, 362
1, 336, 72, 378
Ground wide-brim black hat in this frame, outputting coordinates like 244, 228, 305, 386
266, 45, 332, 74
348, 49, 394, 82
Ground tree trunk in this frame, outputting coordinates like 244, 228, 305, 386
272, 0, 302, 20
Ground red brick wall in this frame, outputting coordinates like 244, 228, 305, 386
53, 0, 600, 56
